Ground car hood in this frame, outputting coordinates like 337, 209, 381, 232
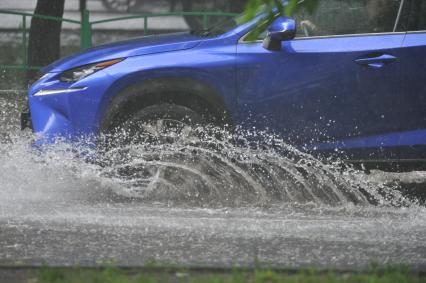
44, 32, 202, 73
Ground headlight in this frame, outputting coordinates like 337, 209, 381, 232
60, 58, 124, 82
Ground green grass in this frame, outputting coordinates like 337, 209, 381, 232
34, 267, 426, 283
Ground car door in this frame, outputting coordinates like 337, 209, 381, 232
236, 0, 406, 160
397, 0, 426, 159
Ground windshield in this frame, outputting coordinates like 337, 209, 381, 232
190, 13, 245, 37
190, 3, 274, 37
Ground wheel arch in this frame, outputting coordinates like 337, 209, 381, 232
99, 76, 233, 133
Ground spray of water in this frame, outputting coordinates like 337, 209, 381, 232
2, 93, 426, 269
0, 125, 412, 209
0, 91, 418, 209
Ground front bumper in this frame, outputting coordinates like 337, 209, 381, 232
26, 70, 114, 144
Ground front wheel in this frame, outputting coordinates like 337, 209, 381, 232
97, 104, 212, 198
113, 104, 207, 145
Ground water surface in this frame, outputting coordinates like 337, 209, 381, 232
0, 93, 425, 270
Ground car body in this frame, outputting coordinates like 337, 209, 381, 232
24, 0, 426, 168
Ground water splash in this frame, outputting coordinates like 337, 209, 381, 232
0, 94, 414, 209
1, 94, 425, 269
92, 127, 410, 207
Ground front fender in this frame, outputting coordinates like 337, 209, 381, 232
96, 48, 237, 132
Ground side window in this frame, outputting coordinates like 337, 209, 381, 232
406, 0, 426, 31
294, 0, 403, 38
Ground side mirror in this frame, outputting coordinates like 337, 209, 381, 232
263, 17, 296, 51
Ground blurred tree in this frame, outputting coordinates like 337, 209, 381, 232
80, 0, 87, 12
244, 0, 318, 19
242, 0, 319, 40
27, 0, 65, 80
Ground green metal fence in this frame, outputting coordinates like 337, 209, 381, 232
0, 9, 237, 72
0, 9, 81, 71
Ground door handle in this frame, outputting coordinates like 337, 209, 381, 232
355, 54, 397, 69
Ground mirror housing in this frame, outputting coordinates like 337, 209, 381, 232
263, 17, 296, 51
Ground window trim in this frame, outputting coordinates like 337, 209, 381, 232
239, 31, 407, 44
239, 0, 408, 44
406, 30, 426, 34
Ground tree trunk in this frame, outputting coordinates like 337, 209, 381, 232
27, 0, 65, 80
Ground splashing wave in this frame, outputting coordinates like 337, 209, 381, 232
0, 126, 411, 208
0, 92, 415, 208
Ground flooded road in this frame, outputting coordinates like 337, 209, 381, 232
0, 93, 425, 270
1, 203, 425, 270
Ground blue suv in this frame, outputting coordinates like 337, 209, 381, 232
23, 0, 426, 167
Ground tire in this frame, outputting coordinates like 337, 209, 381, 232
101, 0, 141, 12
181, 0, 244, 31
112, 104, 207, 145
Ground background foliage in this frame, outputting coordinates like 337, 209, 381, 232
242, 0, 319, 40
